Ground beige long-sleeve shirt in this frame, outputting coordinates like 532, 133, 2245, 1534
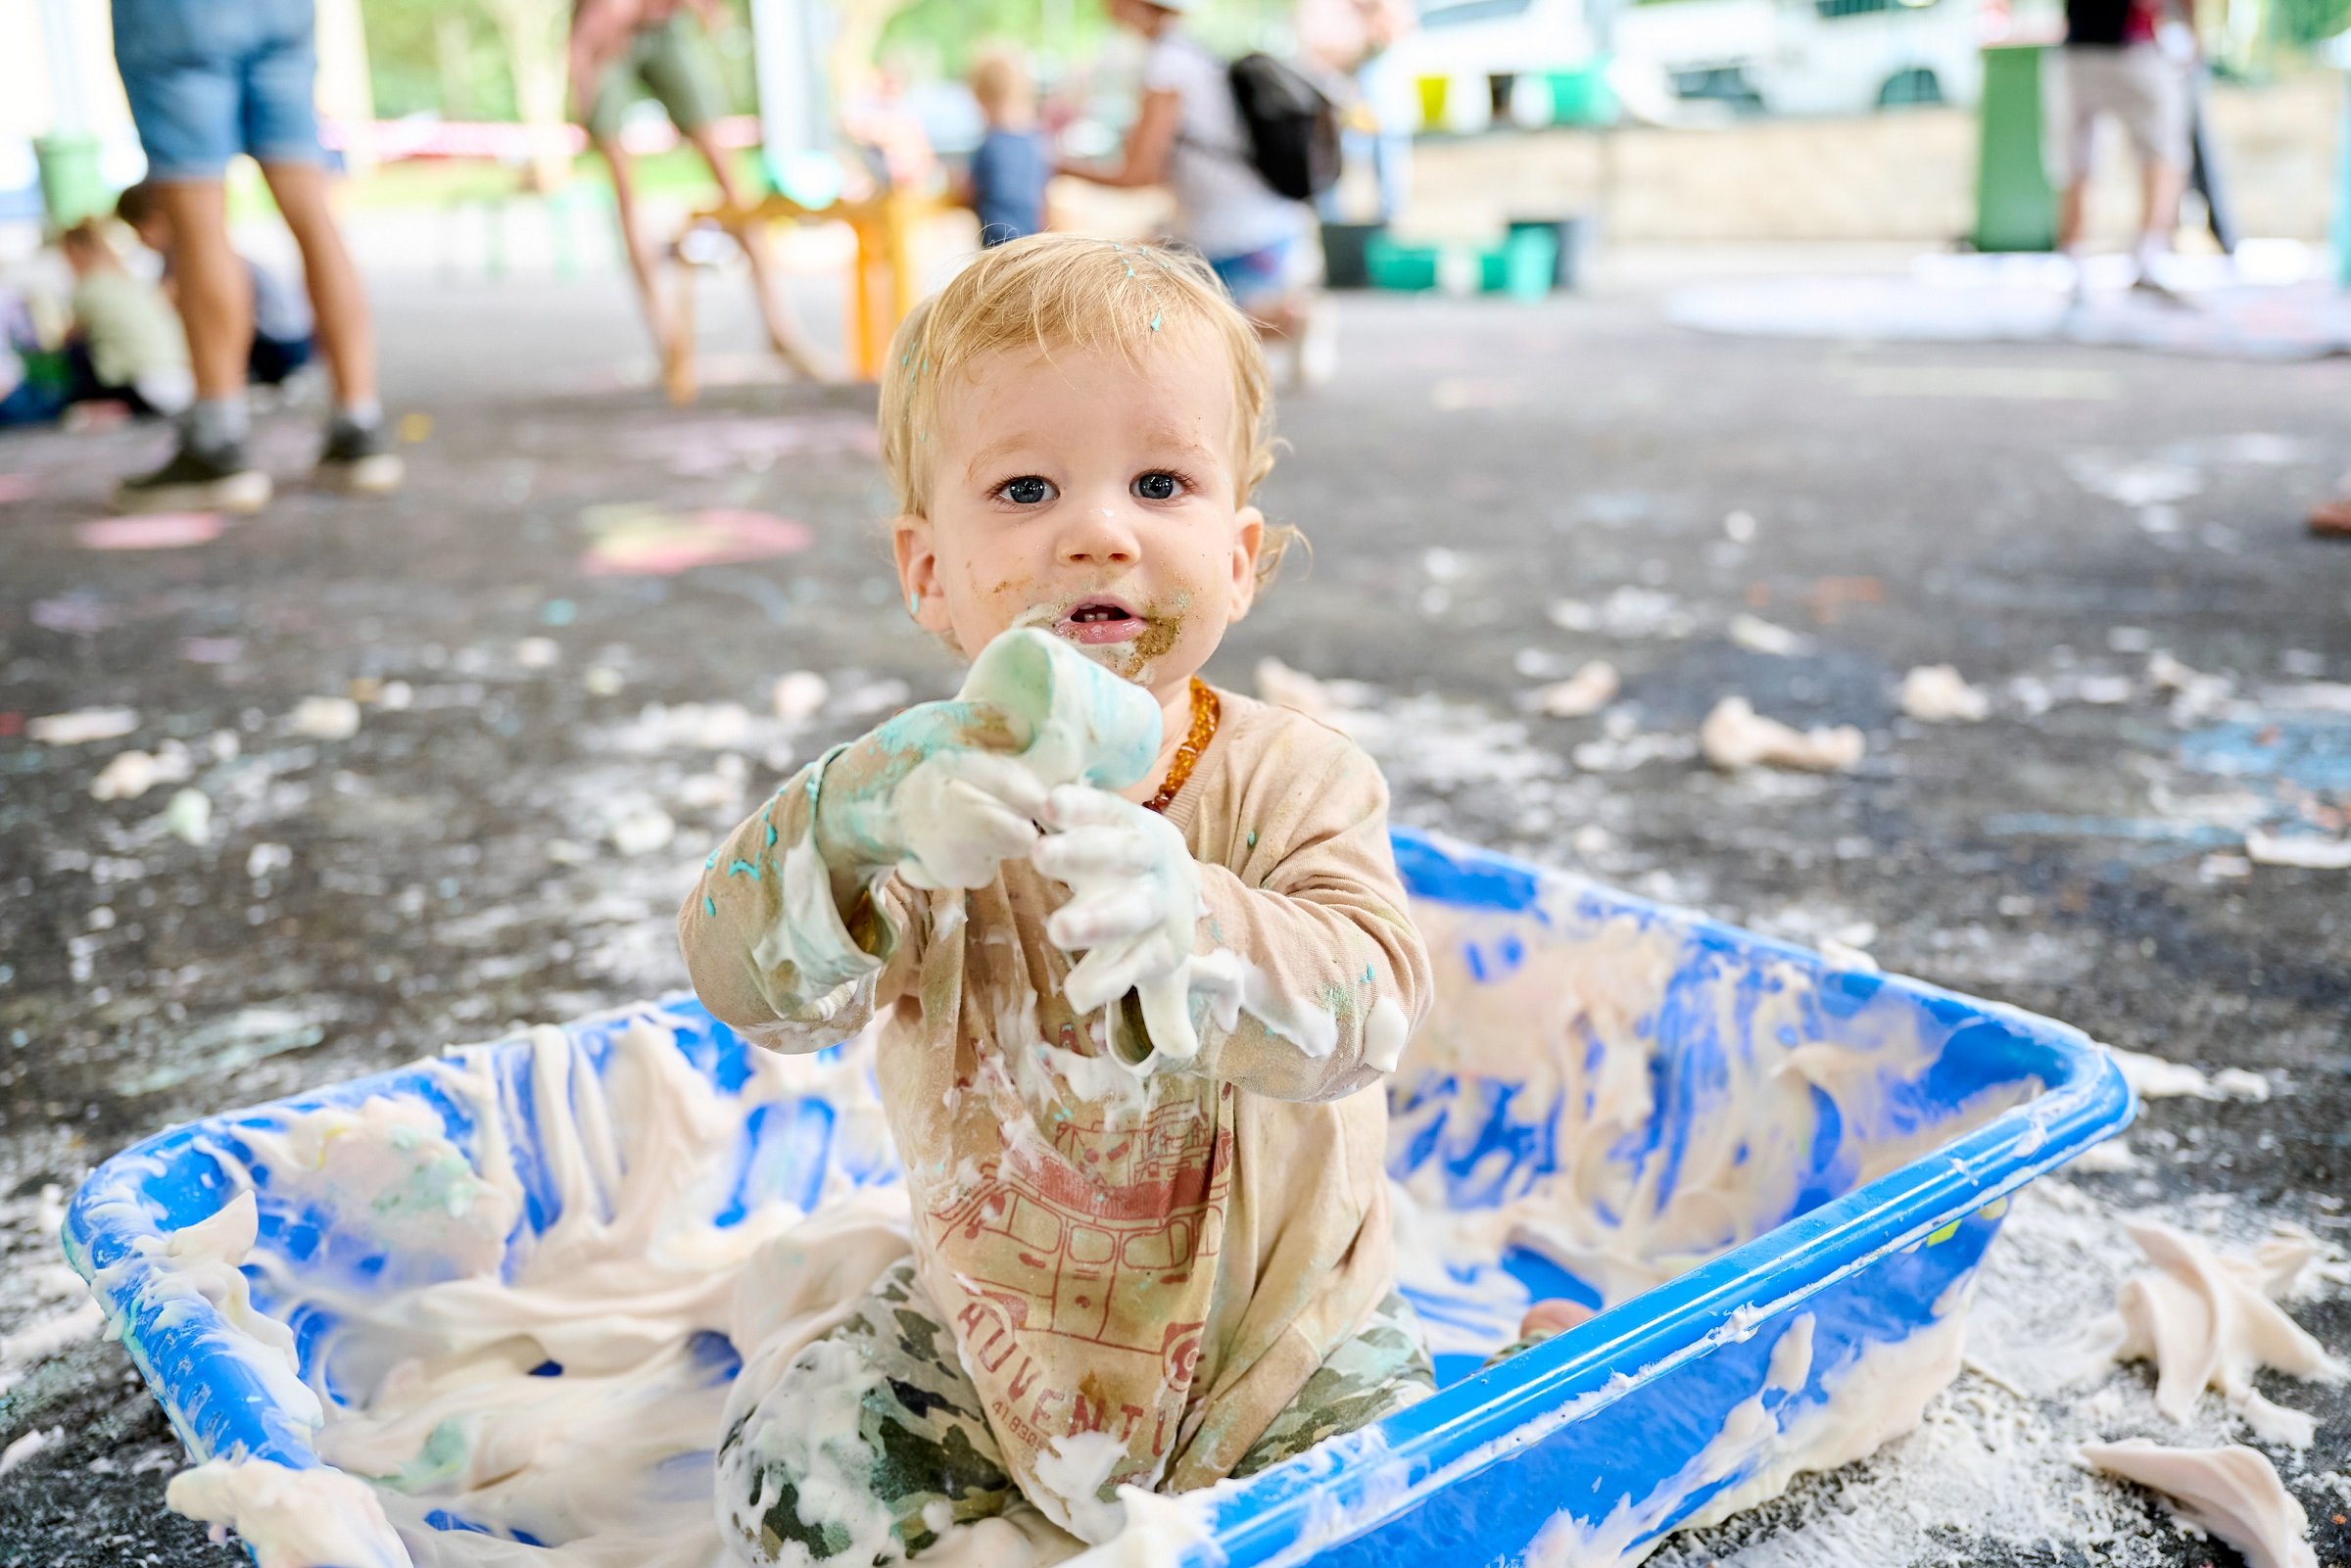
679, 689, 1429, 1537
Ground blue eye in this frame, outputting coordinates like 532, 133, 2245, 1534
1134, 472, 1179, 501
1002, 477, 1053, 505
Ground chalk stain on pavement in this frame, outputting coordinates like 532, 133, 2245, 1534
76, 513, 227, 551
578, 506, 814, 577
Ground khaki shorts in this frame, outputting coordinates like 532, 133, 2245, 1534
2043, 43, 2191, 185
583, 13, 728, 144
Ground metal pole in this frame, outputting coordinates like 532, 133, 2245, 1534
33, 0, 107, 226
2334, 60, 2350, 287
750, 0, 834, 171
37, 0, 89, 135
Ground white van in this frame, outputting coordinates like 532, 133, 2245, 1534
1746, 0, 1984, 113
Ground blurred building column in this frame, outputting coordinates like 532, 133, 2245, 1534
32, 0, 106, 225
750, 0, 835, 169
2334, 51, 2350, 286
315, 0, 380, 176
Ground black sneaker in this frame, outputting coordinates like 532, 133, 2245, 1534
317, 419, 405, 495
114, 442, 272, 514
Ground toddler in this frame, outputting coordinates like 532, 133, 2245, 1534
58, 219, 191, 417
963, 49, 1051, 247
682, 234, 1434, 1563
116, 181, 316, 390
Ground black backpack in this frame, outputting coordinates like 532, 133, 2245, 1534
1225, 53, 1342, 202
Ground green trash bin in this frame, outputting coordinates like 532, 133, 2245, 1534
1974, 44, 2056, 253
1367, 232, 1442, 291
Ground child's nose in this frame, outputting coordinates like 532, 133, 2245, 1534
1055, 504, 1140, 568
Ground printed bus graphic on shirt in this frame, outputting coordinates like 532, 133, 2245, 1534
930, 1094, 1229, 1371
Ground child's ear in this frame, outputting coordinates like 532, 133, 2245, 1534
890, 514, 954, 639
1227, 503, 1266, 623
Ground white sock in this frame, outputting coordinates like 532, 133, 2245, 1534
186, 397, 250, 452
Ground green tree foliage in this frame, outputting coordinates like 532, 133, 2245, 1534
2268, 0, 2351, 47
360, 0, 515, 119
360, 0, 1296, 126
877, 0, 1294, 79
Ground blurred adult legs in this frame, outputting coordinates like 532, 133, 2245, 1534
597, 133, 679, 370
258, 160, 377, 413
155, 181, 251, 404
684, 124, 836, 381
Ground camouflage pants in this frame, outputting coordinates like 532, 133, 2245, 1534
716, 1259, 1436, 1566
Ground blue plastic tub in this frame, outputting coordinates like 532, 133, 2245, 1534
64, 827, 2132, 1567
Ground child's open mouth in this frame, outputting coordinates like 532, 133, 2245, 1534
1056, 597, 1146, 645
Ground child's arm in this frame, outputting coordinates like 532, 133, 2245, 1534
679, 699, 1045, 1051
1037, 737, 1430, 1103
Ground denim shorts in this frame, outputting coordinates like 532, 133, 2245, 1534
1207, 237, 1297, 309
112, 0, 322, 179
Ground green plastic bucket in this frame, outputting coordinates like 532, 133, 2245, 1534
1367, 233, 1442, 291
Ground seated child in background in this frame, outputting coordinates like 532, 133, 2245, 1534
0, 285, 63, 427
116, 181, 316, 389
682, 234, 1437, 1562
58, 220, 191, 417
963, 49, 1051, 247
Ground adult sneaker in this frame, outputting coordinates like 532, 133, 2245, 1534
316, 419, 405, 495
113, 443, 272, 514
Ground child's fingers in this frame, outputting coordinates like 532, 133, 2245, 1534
1046, 884, 1167, 950
1065, 931, 1180, 1014
943, 751, 1051, 822
1062, 941, 1135, 1014
1040, 784, 1138, 833
1032, 826, 1158, 883
1136, 974, 1201, 1065
900, 779, 1039, 889
950, 790, 1042, 864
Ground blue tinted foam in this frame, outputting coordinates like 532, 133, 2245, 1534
64, 832, 2133, 1568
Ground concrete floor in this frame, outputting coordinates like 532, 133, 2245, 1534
1, 260, 2347, 1566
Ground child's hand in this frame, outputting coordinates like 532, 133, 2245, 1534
1033, 785, 1205, 1062
813, 700, 1049, 892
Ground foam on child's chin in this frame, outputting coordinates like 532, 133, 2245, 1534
1008, 600, 1194, 689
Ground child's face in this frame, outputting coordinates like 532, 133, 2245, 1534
893, 329, 1264, 715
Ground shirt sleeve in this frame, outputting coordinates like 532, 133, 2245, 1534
1164, 733, 1431, 1103
675, 752, 912, 1055
1140, 35, 1200, 97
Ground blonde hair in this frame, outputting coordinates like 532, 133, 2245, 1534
879, 233, 1299, 591
968, 46, 1033, 120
